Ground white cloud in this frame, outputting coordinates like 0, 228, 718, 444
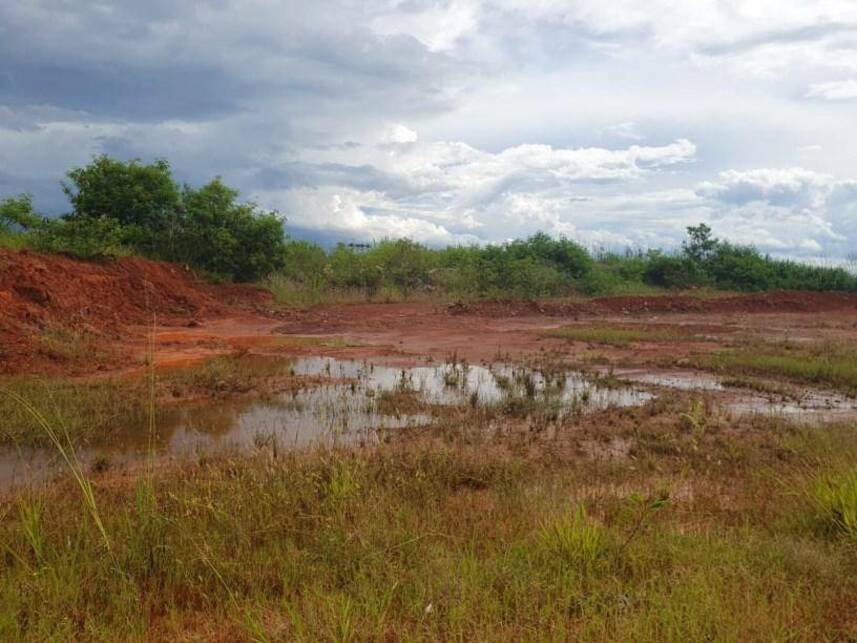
696, 168, 833, 208
383, 124, 419, 144
2, 0, 857, 260
805, 79, 857, 100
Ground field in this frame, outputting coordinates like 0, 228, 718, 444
1, 250, 857, 641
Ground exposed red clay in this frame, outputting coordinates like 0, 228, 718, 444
3, 249, 857, 377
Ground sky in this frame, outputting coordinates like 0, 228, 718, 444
1, 1, 856, 259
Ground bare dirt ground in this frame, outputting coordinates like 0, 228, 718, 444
3, 249, 857, 381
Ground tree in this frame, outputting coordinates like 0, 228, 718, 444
0, 194, 41, 231
175, 178, 286, 281
62, 155, 181, 256
683, 223, 718, 263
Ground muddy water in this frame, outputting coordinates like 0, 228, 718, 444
0, 358, 651, 492
616, 368, 857, 422
5, 358, 854, 492
292, 357, 652, 408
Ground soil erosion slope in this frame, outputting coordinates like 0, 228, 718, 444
0, 249, 270, 374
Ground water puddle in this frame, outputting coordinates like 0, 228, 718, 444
617, 369, 724, 391
616, 368, 857, 423
0, 358, 651, 493
293, 357, 652, 409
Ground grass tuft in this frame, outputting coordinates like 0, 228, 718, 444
549, 325, 681, 346
811, 468, 857, 540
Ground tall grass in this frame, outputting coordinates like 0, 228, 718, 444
2, 391, 111, 552
0, 415, 856, 640
699, 340, 857, 393
811, 468, 857, 540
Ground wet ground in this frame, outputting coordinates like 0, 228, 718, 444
3, 297, 857, 493
0, 357, 652, 491
4, 352, 857, 492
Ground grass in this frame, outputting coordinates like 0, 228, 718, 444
811, 467, 857, 540
1, 430, 856, 640
693, 340, 857, 394
1, 385, 857, 640
720, 375, 794, 398
549, 324, 682, 346
0, 354, 301, 447
36, 328, 116, 365
262, 273, 450, 309
0, 230, 27, 250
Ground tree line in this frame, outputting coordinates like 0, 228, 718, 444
2, 156, 855, 296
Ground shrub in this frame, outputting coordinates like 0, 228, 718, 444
63, 155, 180, 256
30, 216, 127, 259
0, 194, 41, 232
56, 157, 288, 281
644, 251, 705, 288
173, 179, 285, 281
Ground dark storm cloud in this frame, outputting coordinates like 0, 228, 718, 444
0, 1, 458, 123
0, 62, 249, 121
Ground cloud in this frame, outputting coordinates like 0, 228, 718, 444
383, 124, 419, 144
253, 137, 701, 245
805, 79, 857, 100
696, 168, 833, 208
1, 0, 857, 261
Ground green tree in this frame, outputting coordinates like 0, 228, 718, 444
683, 223, 718, 263
175, 178, 286, 281
0, 194, 41, 231
62, 155, 181, 256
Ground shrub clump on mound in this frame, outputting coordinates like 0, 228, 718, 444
1, 156, 286, 282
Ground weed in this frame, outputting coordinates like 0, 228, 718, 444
811, 468, 857, 540
549, 325, 681, 346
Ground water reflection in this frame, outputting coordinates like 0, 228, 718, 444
0, 357, 653, 492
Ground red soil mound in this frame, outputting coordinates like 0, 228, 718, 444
0, 249, 272, 374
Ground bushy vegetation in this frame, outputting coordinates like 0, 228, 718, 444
3, 157, 856, 295
0, 156, 286, 281
266, 225, 857, 304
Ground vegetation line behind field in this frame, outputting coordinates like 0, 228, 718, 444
2, 156, 856, 300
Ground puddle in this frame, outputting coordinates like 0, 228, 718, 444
293, 357, 652, 409
0, 384, 429, 493
0, 358, 651, 493
5, 358, 855, 492
616, 368, 857, 423
617, 369, 724, 391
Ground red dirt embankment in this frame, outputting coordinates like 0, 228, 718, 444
0, 249, 271, 374
449, 291, 857, 318
3, 248, 857, 376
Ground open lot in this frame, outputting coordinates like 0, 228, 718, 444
2, 251, 857, 640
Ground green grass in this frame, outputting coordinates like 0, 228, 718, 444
1, 435, 855, 641
0, 230, 27, 250
810, 467, 857, 540
261, 272, 452, 309
696, 340, 857, 393
0, 355, 298, 447
549, 325, 681, 346
1, 388, 857, 640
